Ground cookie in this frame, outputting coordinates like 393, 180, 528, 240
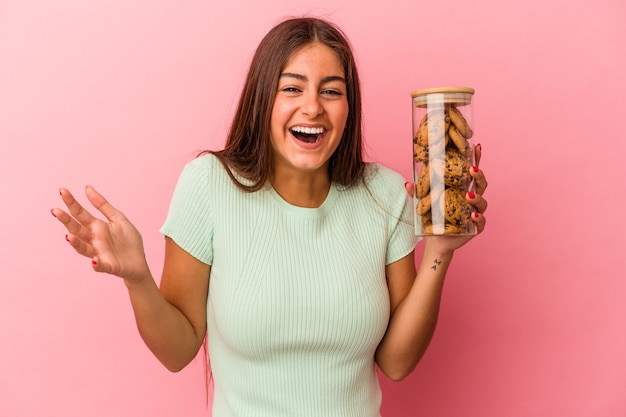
414, 109, 450, 147
421, 215, 464, 235
443, 188, 472, 229
415, 164, 430, 198
448, 125, 471, 157
416, 184, 444, 217
428, 157, 446, 179
448, 105, 473, 139
444, 148, 472, 190
416, 192, 431, 216
414, 144, 428, 163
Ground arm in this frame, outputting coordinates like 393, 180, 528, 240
126, 237, 209, 372
53, 186, 209, 372
374, 245, 451, 381
375, 164, 488, 381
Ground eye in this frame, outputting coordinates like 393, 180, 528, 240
281, 86, 302, 94
321, 89, 344, 97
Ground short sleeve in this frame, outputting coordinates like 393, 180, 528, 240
367, 165, 420, 265
386, 190, 421, 265
160, 157, 214, 265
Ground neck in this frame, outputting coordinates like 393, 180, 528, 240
271, 168, 331, 208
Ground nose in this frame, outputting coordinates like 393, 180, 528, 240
301, 91, 323, 117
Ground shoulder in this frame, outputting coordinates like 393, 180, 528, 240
360, 163, 412, 218
184, 153, 223, 173
337, 163, 409, 217
363, 163, 407, 194
178, 153, 233, 186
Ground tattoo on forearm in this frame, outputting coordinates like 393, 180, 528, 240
431, 259, 442, 271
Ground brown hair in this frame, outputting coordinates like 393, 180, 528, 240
210, 17, 365, 191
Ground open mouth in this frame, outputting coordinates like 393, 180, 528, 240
290, 126, 324, 144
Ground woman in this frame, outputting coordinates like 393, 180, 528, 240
52, 17, 488, 417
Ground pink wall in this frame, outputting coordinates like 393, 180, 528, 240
1, 0, 625, 416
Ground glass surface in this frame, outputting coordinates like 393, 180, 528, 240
412, 88, 476, 236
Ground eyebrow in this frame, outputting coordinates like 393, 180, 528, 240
279, 72, 347, 84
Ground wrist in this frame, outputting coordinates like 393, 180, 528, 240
123, 262, 153, 290
422, 238, 455, 262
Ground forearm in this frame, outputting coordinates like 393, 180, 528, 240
376, 246, 453, 381
124, 271, 204, 372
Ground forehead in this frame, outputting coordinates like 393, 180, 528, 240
282, 42, 345, 76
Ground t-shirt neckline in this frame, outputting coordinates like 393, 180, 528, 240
267, 183, 338, 219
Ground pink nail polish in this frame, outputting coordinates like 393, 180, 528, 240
467, 192, 476, 199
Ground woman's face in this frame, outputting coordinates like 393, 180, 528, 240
269, 42, 349, 179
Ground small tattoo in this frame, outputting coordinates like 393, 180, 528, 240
431, 259, 442, 271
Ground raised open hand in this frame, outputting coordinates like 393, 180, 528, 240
51, 186, 149, 282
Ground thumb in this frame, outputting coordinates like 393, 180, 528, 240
90, 256, 106, 273
90, 256, 117, 275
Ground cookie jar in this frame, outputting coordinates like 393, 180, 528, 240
411, 87, 476, 236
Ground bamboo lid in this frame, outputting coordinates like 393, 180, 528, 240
411, 86, 474, 107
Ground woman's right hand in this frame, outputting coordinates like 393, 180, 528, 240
52, 186, 149, 283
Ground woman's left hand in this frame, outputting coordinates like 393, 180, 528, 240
406, 144, 488, 255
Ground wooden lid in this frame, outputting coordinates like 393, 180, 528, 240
411, 86, 475, 97
411, 86, 474, 107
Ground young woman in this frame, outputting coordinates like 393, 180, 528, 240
52, 17, 488, 417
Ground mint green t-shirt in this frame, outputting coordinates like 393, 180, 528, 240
161, 154, 418, 417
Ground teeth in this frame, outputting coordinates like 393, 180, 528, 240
291, 126, 324, 135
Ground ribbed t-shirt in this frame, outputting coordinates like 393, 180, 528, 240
160, 154, 418, 417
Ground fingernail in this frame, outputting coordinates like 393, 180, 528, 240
472, 165, 479, 173
65, 234, 70, 242
92, 259, 97, 265
477, 143, 482, 151
51, 209, 57, 218
472, 212, 480, 219
467, 192, 476, 199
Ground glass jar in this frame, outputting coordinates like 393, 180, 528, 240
411, 87, 476, 236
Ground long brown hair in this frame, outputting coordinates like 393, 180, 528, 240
210, 17, 365, 191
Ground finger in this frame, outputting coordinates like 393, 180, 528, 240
59, 188, 97, 226
65, 232, 97, 259
471, 211, 487, 234
467, 191, 488, 214
404, 181, 415, 198
474, 143, 482, 167
55, 190, 96, 240
52, 205, 93, 240
52, 208, 80, 235
85, 185, 126, 223
470, 166, 488, 196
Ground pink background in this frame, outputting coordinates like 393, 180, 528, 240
1, 0, 625, 416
